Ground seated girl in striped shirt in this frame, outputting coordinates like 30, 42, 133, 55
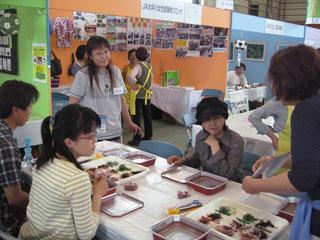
19, 104, 108, 240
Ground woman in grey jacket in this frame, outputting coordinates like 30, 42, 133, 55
168, 97, 244, 182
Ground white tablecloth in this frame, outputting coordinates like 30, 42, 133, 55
226, 86, 268, 101
192, 111, 274, 156
23, 142, 290, 240
151, 85, 202, 124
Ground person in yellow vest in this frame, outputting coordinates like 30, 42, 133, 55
127, 47, 153, 146
121, 49, 138, 110
248, 99, 294, 173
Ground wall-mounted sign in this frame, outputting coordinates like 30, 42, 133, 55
265, 19, 284, 35
184, 3, 201, 25
306, 0, 320, 24
216, 0, 233, 10
32, 43, 47, 83
141, 0, 202, 25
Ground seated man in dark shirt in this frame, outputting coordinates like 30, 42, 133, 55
0, 80, 39, 237
242, 44, 320, 238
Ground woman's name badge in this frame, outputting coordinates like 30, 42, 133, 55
97, 114, 107, 133
113, 87, 124, 95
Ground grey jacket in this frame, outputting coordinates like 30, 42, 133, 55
185, 127, 244, 181
248, 99, 288, 135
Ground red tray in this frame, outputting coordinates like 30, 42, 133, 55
186, 172, 227, 195
277, 197, 300, 222
122, 151, 156, 167
150, 215, 210, 240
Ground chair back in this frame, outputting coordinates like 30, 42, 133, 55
52, 92, 69, 113
201, 89, 224, 98
138, 140, 183, 158
242, 152, 260, 173
182, 111, 197, 127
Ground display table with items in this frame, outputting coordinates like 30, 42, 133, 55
226, 85, 268, 102
22, 141, 292, 240
151, 84, 202, 124
192, 111, 274, 156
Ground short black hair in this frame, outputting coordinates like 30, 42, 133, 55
235, 63, 246, 71
128, 48, 136, 58
76, 45, 87, 60
0, 80, 39, 118
135, 47, 149, 61
196, 97, 228, 124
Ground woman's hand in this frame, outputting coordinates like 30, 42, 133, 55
252, 155, 274, 172
131, 84, 139, 91
167, 156, 184, 166
242, 176, 260, 194
128, 121, 141, 135
204, 135, 220, 153
267, 131, 279, 150
92, 175, 109, 198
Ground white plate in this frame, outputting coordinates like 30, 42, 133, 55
186, 197, 289, 240
81, 156, 149, 184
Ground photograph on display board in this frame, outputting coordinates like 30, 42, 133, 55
199, 25, 214, 57
152, 21, 176, 50
245, 42, 266, 61
73, 11, 97, 41
96, 14, 107, 37
127, 17, 152, 54
212, 27, 228, 52
73, 11, 97, 40
176, 39, 188, 58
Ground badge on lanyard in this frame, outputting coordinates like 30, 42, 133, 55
113, 87, 124, 95
97, 114, 107, 133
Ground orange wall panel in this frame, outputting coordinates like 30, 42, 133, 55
49, 0, 230, 91
50, 0, 140, 18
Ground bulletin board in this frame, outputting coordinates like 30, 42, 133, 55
0, 9, 18, 75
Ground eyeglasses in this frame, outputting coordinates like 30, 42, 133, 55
79, 134, 97, 142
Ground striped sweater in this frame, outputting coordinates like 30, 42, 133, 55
19, 158, 99, 240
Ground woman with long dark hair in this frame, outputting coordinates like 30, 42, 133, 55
19, 104, 108, 239
70, 36, 140, 142
242, 45, 320, 239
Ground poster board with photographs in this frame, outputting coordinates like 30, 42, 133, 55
0, 9, 18, 75
74, 11, 98, 40
176, 23, 228, 58
245, 42, 266, 61
106, 16, 127, 52
153, 21, 176, 50
127, 17, 152, 54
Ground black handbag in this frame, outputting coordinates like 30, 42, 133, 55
50, 51, 62, 76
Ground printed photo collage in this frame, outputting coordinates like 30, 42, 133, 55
72, 12, 228, 58
0, 35, 12, 72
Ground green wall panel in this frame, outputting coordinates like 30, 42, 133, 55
0, 1, 50, 118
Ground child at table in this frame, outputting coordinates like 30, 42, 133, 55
19, 104, 108, 240
168, 97, 244, 182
